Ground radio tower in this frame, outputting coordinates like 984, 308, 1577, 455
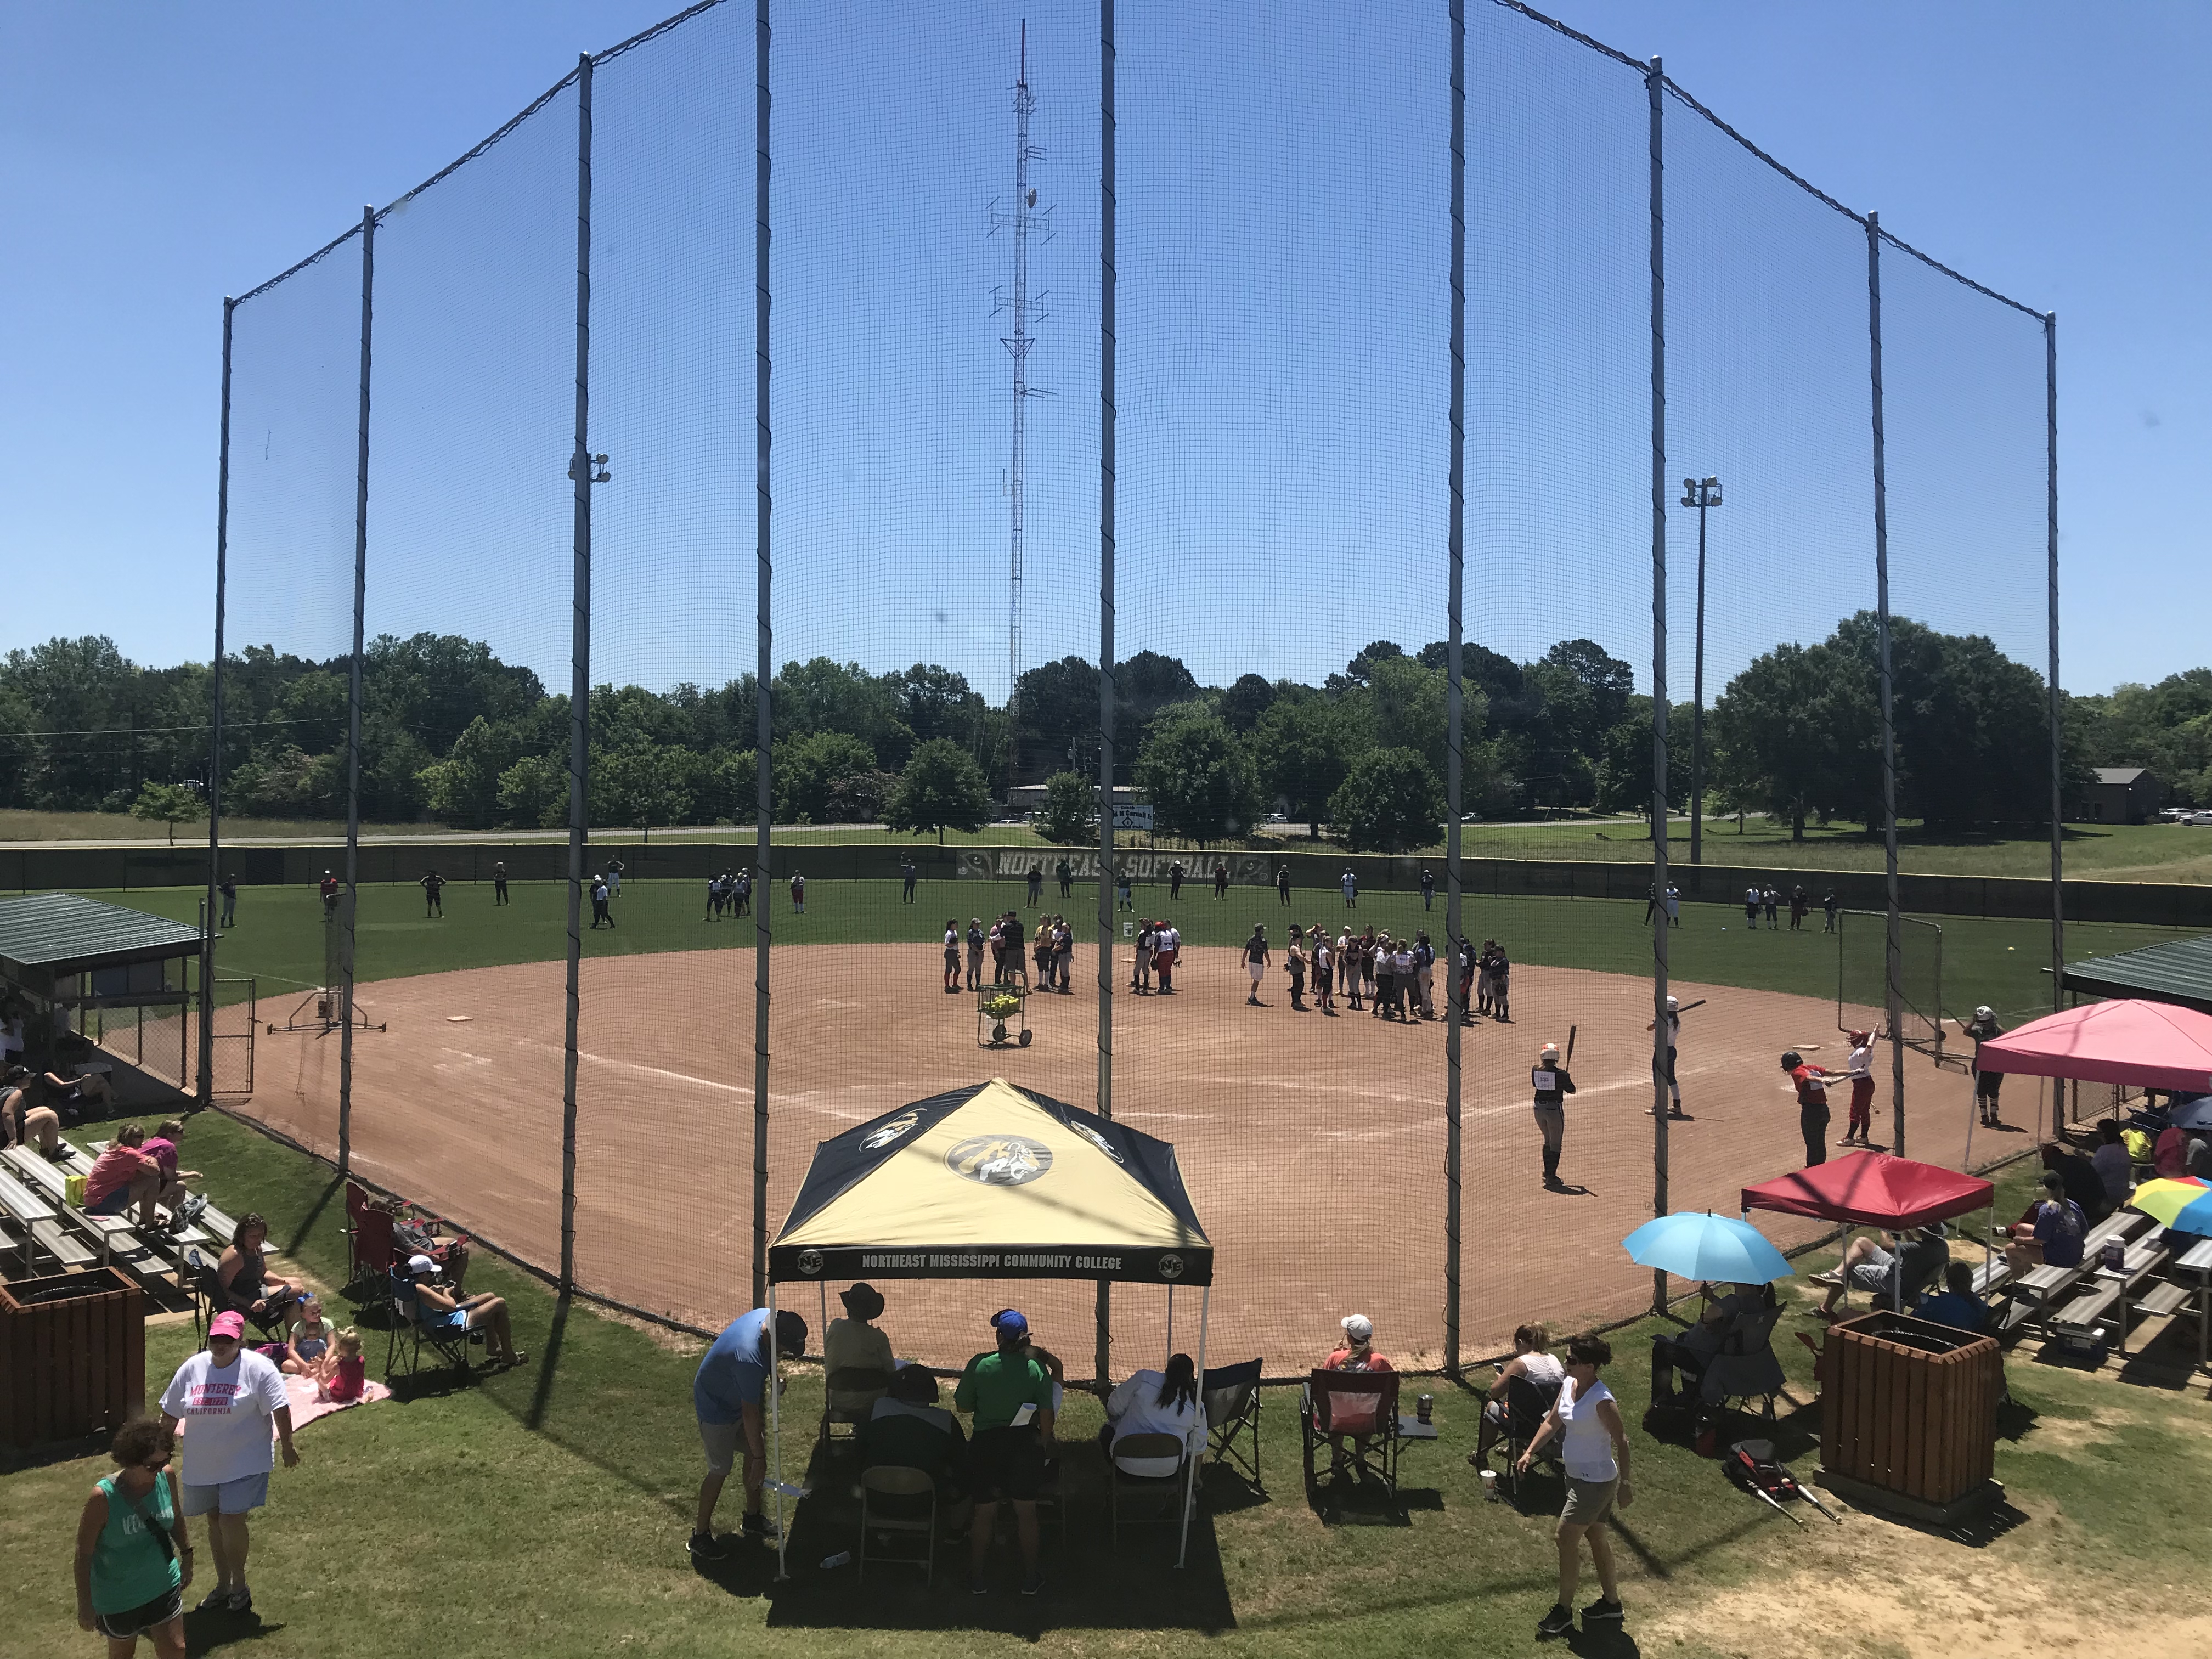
996, 22, 1041, 724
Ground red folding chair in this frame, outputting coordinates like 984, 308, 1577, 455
1300, 1368, 1402, 1506
344, 1183, 397, 1307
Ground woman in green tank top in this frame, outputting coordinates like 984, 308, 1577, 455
74, 1417, 191, 1655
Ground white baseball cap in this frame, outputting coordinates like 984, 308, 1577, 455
407, 1253, 437, 1277
1341, 1313, 1373, 1343
1666, 995, 1679, 1011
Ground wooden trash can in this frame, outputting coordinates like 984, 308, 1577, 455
0, 1268, 145, 1450
1820, 1310, 2000, 1523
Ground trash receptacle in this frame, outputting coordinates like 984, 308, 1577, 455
1819, 1310, 2000, 1523
0, 1268, 144, 1449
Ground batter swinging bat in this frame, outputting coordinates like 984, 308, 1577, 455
1674, 998, 1708, 1014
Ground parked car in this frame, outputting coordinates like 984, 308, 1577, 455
2182, 811, 2212, 827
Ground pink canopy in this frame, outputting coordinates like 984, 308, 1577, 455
1742, 1150, 1993, 1229
1978, 999, 2212, 1094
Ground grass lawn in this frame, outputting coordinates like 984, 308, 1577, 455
3, 1112, 2207, 1658
85, 879, 2203, 1031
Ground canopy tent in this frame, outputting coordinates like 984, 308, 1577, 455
1741, 1152, 1995, 1312
1741, 1152, 1993, 1229
1976, 998, 2212, 1096
765, 1079, 1215, 1572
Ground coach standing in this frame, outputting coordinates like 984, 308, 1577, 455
690, 1308, 808, 1560
1784, 1051, 1831, 1168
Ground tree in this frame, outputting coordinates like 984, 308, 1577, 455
417, 715, 514, 830
1708, 642, 1875, 839
886, 738, 992, 844
1133, 710, 1262, 847
773, 732, 880, 824
129, 781, 200, 843
592, 744, 697, 838
774, 658, 914, 769
497, 754, 568, 830
1359, 654, 1452, 778
1217, 673, 1278, 733
1250, 696, 1358, 835
1329, 748, 1444, 853
1012, 655, 1101, 783
1030, 769, 1097, 844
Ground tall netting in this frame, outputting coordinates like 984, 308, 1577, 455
217, 228, 366, 1159
206, 0, 2061, 1378
1878, 235, 2058, 1170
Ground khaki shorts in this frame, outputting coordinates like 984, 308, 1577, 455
1561, 1475, 1618, 1527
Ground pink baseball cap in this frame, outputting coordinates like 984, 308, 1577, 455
208, 1311, 246, 1340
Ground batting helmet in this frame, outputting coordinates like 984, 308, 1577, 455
1781, 1050, 1804, 1070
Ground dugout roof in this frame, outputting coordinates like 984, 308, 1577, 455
0, 892, 204, 979
2061, 936, 2212, 1018
769, 1078, 1211, 1286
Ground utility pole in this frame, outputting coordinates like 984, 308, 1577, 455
1683, 476, 1721, 867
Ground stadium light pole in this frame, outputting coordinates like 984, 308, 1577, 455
1683, 476, 1720, 868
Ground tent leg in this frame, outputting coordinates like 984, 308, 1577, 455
1178, 1286, 1210, 1571
1166, 1283, 1173, 1369
770, 1282, 788, 1582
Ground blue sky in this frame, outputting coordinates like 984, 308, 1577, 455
2, 1, 2202, 704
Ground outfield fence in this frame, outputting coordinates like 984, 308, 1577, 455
204, 0, 2066, 1377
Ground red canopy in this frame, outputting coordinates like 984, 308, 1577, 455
1742, 1151, 1993, 1229
1977, 999, 2212, 1094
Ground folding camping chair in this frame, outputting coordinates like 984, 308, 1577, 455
1700, 1306, 1786, 1422
818, 1367, 893, 1454
856, 1466, 938, 1586
1108, 1432, 1192, 1549
1203, 1357, 1264, 1491
342, 1183, 396, 1310
188, 1246, 286, 1342
1301, 1368, 1401, 1506
385, 1265, 478, 1378
1499, 1372, 1563, 1499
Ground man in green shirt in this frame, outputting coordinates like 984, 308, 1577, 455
953, 1310, 1056, 1596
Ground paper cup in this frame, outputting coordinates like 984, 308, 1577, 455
1479, 1468, 1498, 1500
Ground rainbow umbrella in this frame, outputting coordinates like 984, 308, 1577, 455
2129, 1177, 2212, 1234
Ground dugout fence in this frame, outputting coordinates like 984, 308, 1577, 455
205, 0, 2064, 1378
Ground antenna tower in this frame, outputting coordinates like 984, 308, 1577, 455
991, 22, 1045, 725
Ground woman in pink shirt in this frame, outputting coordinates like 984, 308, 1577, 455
84, 1124, 164, 1231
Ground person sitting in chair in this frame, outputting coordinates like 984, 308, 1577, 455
1814, 1223, 1949, 1320
1914, 1260, 1989, 1333
823, 1282, 895, 1417
1649, 1284, 1763, 1403
861, 1363, 968, 1497
1317, 1313, 1395, 1481
215, 1214, 301, 1329
1472, 1323, 1562, 1467
1101, 1353, 1205, 1477
405, 1254, 523, 1367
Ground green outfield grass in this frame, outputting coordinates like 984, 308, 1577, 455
82, 878, 2202, 1031
3, 1109, 2204, 1658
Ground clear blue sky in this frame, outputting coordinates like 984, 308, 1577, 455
2, 1, 2202, 703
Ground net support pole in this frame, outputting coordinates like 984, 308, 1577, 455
1646, 58, 1672, 1315
560, 55, 595, 1295
1867, 214, 1906, 1161
751, 0, 775, 1312
2045, 311, 2063, 1023
1442, 0, 1466, 1379
337, 205, 375, 1183
1093, 0, 1118, 1392
199, 297, 235, 1109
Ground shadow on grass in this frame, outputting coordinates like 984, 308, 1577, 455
180, 1604, 289, 1655
279, 1172, 343, 1263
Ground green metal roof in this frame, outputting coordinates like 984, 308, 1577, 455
2062, 934, 2212, 1017
0, 892, 205, 978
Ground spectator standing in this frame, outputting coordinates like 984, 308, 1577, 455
158, 1312, 297, 1615
74, 1417, 191, 1655
1517, 1333, 1632, 1639
955, 1310, 1056, 1596
217, 874, 238, 929
691, 1308, 808, 1559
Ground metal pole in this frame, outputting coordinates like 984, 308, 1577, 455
199, 297, 235, 1108
1868, 214, 1905, 1160
1646, 59, 1672, 1314
1690, 494, 1706, 868
337, 206, 374, 1183
1442, 0, 1465, 1379
2045, 311, 2063, 1015
1094, 0, 1118, 1391
561, 55, 594, 1296
751, 0, 775, 1312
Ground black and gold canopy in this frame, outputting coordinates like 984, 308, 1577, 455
769, 1079, 1212, 1286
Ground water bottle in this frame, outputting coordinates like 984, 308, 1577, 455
820, 1551, 851, 1570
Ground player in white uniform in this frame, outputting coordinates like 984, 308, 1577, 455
1644, 995, 1685, 1118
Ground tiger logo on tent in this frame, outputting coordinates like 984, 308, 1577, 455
945, 1134, 1053, 1186
861, 1111, 922, 1152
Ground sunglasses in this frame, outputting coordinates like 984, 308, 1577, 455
141, 1456, 171, 1471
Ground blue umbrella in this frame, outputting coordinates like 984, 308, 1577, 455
2173, 1188, 2212, 1237
2167, 1094, 2212, 1132
1623, 1212, 1795, 1284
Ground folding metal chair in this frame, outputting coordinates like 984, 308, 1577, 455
384, 1266, 477, 1378
1108, 1432, 1190, 1549
818, 1367, 893, 1454
857, 1465, 937, 1585
1202, 1358, 1264, 1491
1500, 1373, 1562, 1499
1300, 1368, 1401, 1506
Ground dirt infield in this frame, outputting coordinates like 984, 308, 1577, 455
232, 944, 2047, 1374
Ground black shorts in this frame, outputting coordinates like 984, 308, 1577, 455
94, 1585, 182, 1640
1976, 1070, 2003, 1096
968, 1424, 1044, 1502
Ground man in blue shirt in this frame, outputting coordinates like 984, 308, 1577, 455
690, 1308, 808, 1560
1914, 1261, 1989, 1334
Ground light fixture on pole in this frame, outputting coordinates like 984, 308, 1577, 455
1681, 476, 1721, 866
